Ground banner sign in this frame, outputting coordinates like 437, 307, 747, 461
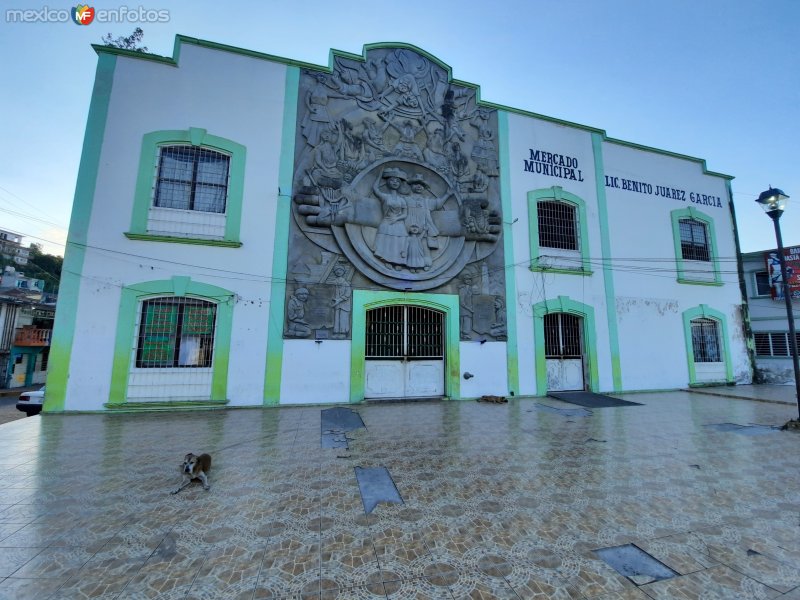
765, 246, 800, 300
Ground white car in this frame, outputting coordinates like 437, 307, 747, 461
16, 387, 44, 416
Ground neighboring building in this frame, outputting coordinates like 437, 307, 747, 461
47, 37, 752, 412
0, 298, 53, 388
742, 247, 800, 383
0, 230, 30, 265
0, 266, 44, 300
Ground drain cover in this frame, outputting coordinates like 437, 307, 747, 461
321, 407, 365, 448
354, 466, 403, 514
703, 423, 780, 436
594, 544, 677, 585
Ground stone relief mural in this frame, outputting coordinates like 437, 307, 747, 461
285, 46, 506, 341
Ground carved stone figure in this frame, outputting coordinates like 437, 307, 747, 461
372, 167, 409, 269
459, 273, 476, 339
329, 264, 352, 336
287, 45, 507, 335
286, 287, 311, 337
491, 296, 507, 340
301, 73, 334, 147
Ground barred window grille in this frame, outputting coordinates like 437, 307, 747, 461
753, 271, 771, 296
691, 318, 721, 362
365, 305, 444, 360
679, 219, 710, 262
538, 201, 578, 251
753, 331, 800, 357
544, 313, 582, 359
154, 145, 230, 214
136, 297, 217, 368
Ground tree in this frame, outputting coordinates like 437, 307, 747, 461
27, 244, 62, 294
101, 27, 148, 53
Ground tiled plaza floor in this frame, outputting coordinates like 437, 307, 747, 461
0, 391, 798, 599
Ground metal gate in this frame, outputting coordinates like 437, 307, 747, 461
544, 312, 585, 391
364, 305, 445, 398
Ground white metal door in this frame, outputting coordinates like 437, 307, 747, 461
544, 313, 585, 391
364, 305, 445, 398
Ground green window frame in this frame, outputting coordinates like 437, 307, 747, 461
681, 304, 733, 385
126, 127, 246, 247
670, 207, 722, 285
532, 296, 599, 396
108, 277, 234, 409
527, 186, 592, 275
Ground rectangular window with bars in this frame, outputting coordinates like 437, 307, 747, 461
691, 318, 721, 362
365, 306, 444, 360
544, 313, 582, 359
538, 201, 578, 251
136, 297, 217, 368
679, 219, 710, 262
155, 145, 230, 214
753, 331, 800, 357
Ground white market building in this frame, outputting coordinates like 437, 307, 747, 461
45, 37, 753, 412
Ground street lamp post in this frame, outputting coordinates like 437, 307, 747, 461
756, 186, 800, 422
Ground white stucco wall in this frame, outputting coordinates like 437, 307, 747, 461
61, 40, 753, 412
281, 339, 351, 404
459, 341, 508, 398
65, 44, 288, 410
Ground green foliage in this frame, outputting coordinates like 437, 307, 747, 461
26, 244, 62, 294
101, 27, 148, 53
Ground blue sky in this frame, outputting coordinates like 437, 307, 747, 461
1, 0, 798, 257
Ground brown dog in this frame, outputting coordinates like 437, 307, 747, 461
172, 453, 212, 494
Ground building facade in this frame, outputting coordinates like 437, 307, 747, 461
0, 230, 30, 265
742, 247, 800, 383
46, 37, 752, 412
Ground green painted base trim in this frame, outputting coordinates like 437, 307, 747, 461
530, 267, 593, 276
103, 400, 229, 412
124, 233, 243, 247
677, 279, 724, 287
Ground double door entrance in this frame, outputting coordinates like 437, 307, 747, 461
544, 312, 586, 391
364, 305, 445, 399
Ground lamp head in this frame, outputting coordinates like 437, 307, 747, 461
756, 186, 790, 215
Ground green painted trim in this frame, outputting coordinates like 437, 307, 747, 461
681, 304, 735, 385
130, 129, 246, 244
532, 296, 599, 396
92, 44, 177, 65
670, 206, 722, 285
676, 279, 724, 287
100, 35, 732, 181
350, 290, 460, 403
591, 133, 622, 391
123, 233, 242, 247
108, 278, 235, 406
103, 400, 229, 413
530, 267, 594, 276
264, 65, 299, 405
527, 187, 591, 273
497, 111, 519, 395
45, 53, 117, 413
